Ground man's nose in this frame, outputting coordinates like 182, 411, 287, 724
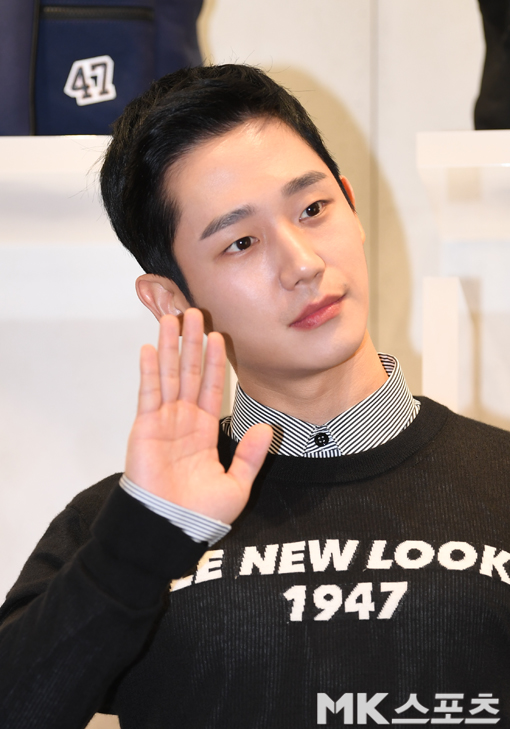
276, 225, 325, 290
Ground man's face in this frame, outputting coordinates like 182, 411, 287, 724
167, 118, 369, 386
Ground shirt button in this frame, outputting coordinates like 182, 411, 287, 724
314, 432, 329, 447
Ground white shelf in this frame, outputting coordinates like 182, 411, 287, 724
418, 131, 510, 424
417, 130, 510, 242
0, 135, 114, 246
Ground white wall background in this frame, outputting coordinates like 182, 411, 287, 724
0, 137, 154, 603
0, 2, 500, 726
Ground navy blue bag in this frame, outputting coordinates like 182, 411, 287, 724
0, 0, 203, 135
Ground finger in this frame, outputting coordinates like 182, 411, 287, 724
197, 332, 227, 417
158, 315, 180, 403
227, 423, 273, 489
137, 344, 161, 415
178, 308, 205, 403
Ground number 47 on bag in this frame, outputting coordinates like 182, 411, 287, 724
64, 55, 117, 106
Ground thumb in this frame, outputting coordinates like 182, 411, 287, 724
227, 423, 273, 491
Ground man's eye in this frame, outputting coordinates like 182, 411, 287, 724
300, 201, 325, 219
226, 236, 254, 253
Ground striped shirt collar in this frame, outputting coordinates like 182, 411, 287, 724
222, 354, 420, 458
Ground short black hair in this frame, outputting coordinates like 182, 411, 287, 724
100, 64, 353, 303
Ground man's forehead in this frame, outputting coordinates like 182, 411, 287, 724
164, 118, 335, 230
170, 118, 324, 180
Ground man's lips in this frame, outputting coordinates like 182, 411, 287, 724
290, 295, 344, 329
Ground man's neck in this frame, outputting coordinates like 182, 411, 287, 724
236, 332, 388, 426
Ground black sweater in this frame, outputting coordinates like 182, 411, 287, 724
2, 397, 510, 728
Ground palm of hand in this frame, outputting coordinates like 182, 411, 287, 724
125, 311, 272, 524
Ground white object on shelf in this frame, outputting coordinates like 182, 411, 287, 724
0, 136, 144, 321
0, 136, 114, 246
417, 131, 510, 427
417, 130, 510, 242
422, 277, 473, 414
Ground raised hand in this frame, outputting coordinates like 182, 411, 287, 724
125, 309, 273, 524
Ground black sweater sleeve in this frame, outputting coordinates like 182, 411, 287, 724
0, 476, 207, 729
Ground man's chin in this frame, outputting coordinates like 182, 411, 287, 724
275, 351, 365, 380
236, 330, 367, 381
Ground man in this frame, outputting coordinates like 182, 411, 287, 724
1, 64, 510, 728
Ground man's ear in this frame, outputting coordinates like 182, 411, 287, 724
136, 274, 190, 320
340, 175, 356, 208
340, 175, 365, 245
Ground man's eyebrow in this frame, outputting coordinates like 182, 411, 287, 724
200, 204, 256, 240
199, 171, 327, 240
281, 170, 328, 197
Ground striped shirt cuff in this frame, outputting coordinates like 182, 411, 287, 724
119, 475, 231, 547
